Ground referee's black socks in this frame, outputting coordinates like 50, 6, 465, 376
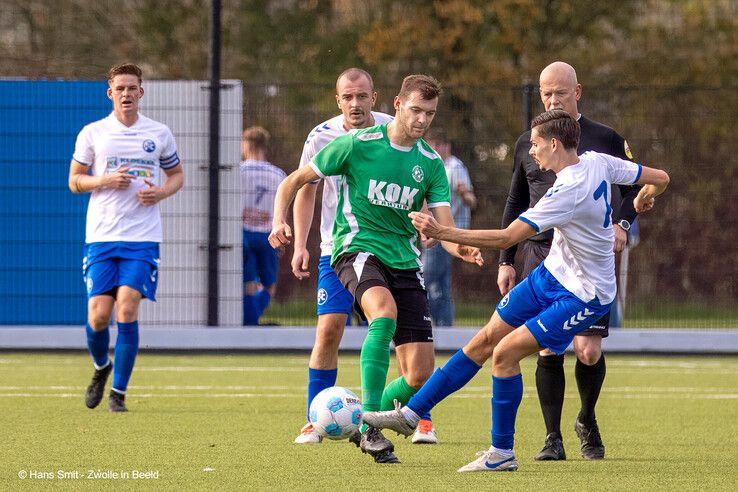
535, 354, 566, 437
575, 354, 606, 426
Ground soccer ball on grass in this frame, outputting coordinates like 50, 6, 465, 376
309, 386, 363, 440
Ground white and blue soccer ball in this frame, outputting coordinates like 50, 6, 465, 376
309, 386, 363, 440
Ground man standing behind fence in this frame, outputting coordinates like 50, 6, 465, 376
497, 61, 640, 460
423, 128, 477, 327
68, 63, 184, 412
240, 126, 286, 325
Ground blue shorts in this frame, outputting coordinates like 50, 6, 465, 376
316, 255, 354, 316
496, 264, 612, 355
83, 242, 160, 301
243, 230, 278, 286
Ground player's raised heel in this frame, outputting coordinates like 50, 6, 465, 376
84, 363, 112, 409
362, 401, 416, 437
108, 390, 128, 413
294, 422, 323, 444
457, 448, 518, 473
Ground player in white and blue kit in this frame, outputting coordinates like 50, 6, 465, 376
68, 63, 184, 412
363, 109, 669, 471
240, 126, 286, 325
292, 68, 395, 443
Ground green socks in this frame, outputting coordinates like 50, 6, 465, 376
360, 317, 397, 412
381, 375, 417, 411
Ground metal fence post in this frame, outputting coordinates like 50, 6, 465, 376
207, 0, 221, 326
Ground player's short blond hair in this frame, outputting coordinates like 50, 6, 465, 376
336, 68, 374, 92
242, 126, 271, 153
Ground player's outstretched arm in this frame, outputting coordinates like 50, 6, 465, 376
411, 211, 536, 251
269, 166, 321, 250
633, 167, 670, 213
291, 183, 318, 279
428, 206, 483, 266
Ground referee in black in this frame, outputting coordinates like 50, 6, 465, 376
497, 61, 641, 461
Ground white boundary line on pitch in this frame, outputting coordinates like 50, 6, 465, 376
0, 392, 736, 399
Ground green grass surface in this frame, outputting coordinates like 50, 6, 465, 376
262, 300, 738, 328
1, 353, 737, 490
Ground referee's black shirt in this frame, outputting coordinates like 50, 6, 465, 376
499, 115, 641, 265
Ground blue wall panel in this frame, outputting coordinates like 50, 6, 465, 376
0, 81, 109, 324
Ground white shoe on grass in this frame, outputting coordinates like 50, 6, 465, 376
294, 423, 322, 444
457, 448, 518, 472
411, 419, 438, 444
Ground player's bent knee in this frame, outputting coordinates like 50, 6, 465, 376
491, 347, 517, 375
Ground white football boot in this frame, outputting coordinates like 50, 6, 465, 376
457, 447, 518, 472
294, 423, 322, 444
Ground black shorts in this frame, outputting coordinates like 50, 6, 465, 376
519, 240, 609, 338
334, 252, 433, 346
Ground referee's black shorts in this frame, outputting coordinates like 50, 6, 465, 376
334, 252, 433, 346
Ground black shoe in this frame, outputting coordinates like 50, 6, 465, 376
533, 432, 566, 461
84, 363, 112, 409
108, 390, 128, 413
575, 418, 605, 460
348, 430, 361, 448
373, 449, 401, 464
360, 427, 394, 455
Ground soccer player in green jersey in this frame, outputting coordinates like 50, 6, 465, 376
270, 74, 483, 463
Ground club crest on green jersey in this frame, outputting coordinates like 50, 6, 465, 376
367, 179, 419, 211
412, 165, 424, 183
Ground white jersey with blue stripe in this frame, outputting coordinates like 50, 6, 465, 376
298, 111, 393, 256
73, 112, 180, 243
519, 151, 642, 304
240, 160, 286, 233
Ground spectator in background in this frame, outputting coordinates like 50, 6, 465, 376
240, 126, 286, 325
423, 128, 477, 327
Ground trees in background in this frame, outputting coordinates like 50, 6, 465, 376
1, 0, 735, 305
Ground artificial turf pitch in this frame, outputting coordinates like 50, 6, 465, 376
1, 352, 736, 490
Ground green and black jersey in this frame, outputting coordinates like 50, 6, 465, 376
310, 124, 450, 270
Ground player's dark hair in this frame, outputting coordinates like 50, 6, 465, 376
398, 74, 442, 101
531, 109, 580, 150
107, 63, 143, 84
242, 126, 270, 152
336, 68, 374, 91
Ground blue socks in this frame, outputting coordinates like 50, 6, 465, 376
85, 322, 110, 368
306, 368, 338, 420
491, 374, 523, 450
256, 289, 271, 314
406, 348, 481, 417
243, 289, 273, 325
243, 295, 258, 325
112, 321, 139, 394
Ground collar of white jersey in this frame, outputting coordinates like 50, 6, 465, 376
107, 111, 143, 129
